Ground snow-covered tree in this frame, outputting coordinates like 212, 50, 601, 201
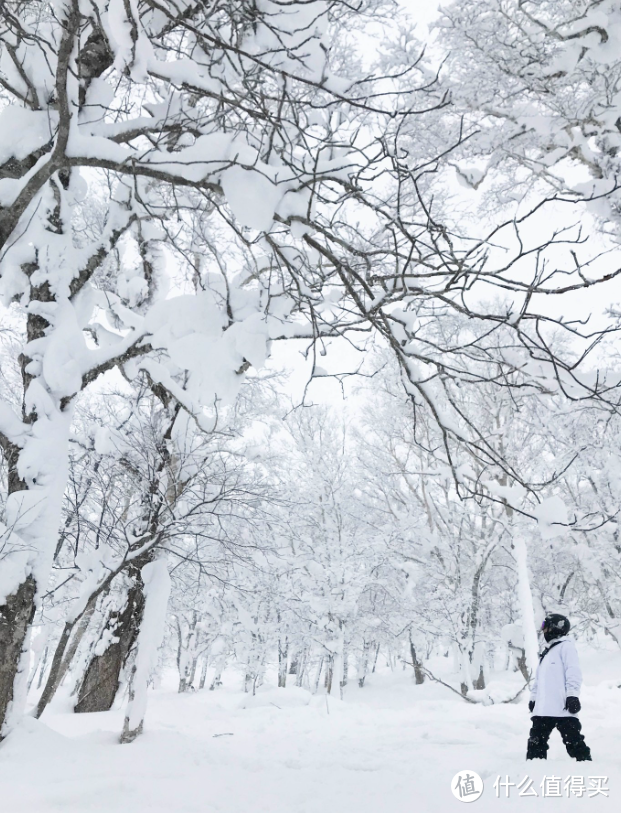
2, 0, 621, 742
441, 0, 621, 237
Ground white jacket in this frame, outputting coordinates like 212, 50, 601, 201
530, 636, 582, 718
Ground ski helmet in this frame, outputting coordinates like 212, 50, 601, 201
541, 613, 570, 642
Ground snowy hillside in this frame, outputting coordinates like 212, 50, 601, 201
1, 647, 618, 813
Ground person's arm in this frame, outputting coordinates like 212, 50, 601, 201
562, 640, 582, 696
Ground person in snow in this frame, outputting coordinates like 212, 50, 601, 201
526, 613, 592, 761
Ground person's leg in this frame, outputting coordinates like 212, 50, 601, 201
557, 717, 592, 761
526, 716, 556, 760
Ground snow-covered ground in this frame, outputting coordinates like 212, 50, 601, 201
1, 647, 619, 812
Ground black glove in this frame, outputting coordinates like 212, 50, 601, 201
528, 700, 535, 713
565, 696, 581, 714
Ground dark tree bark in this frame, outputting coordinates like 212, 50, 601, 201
74, 402, 177, 714
371, 642, 381, 673
74, 554, 151, 713
324, 657, 333, 694
0, 233, 61, 733
0, 575, 37, 737
513, 646, 531, 683
409, 636, 425, 685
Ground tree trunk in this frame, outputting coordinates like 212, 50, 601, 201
358, 640, 370, 688
278, 638, 288, 688
458, 643, 473, 697
35, 600, 97, 719
409, 636, 425, 685
295, 648, 308, 688
75, 559, 150, 713
513, 535, 539, 680
471, 641, 486, 690
0, 390, 71, 734
0, 576, 37, 737
324, 657, 333, 694
371, 642, 380, 673
76, 405, 176, 714
58, 606, 96, 684
176, 612, 198, 693
187, 657, 198, 690
34, 645, 50, 691
208, 646, 227, 690
515, 647, 530, 682
28, 629, 51, 692
327, 626, 344, 698
35, 552, 136, 718
473, 665, 486, 690
35, 621, 73, 717
198, 655, 209, 690
313, 657, 324, 694
120, 559, 170, 743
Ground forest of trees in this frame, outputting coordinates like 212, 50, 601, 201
2, 0, 621, 745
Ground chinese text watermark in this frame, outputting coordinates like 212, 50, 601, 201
451, 772, 609, 802
493, 775, 609, 799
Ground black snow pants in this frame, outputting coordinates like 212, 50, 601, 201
526, 716, 592, 761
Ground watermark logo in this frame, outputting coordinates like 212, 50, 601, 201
493, 775, 609, 799
452, 770, 484, 803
